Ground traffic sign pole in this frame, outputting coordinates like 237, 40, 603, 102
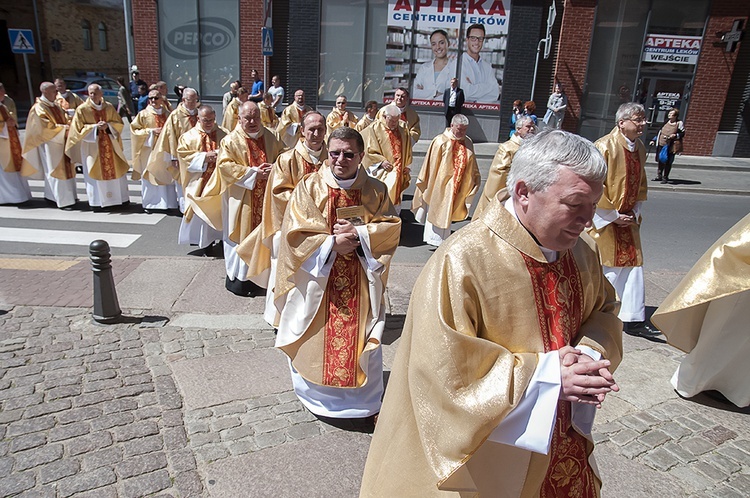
23, 53, 33, 104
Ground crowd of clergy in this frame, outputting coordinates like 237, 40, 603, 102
2, 75, 745, 496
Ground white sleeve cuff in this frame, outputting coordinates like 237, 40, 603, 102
145, 130, 156, 148
487, 351, 560, 454
83, 127, 97, 143
593, 208, 619, 230
187, 152, 208, 173
300, 235, 335, 277
632, 201, 643, 220
239, 167, 259, 190
355, 225, 383, 272
570, 345, 601, 436
366, 162, 383, 176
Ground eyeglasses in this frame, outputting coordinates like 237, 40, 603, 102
467, 35, 485, 42
329, 150, 356, 160
148, 96, 160, 101
627, 118, 647, 124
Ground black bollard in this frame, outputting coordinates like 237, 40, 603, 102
90, 239, 123, 324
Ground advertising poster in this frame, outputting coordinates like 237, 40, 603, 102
385, 0, 510, 111
642, 34, 702, 65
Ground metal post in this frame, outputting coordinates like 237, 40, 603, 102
530, 39, 544, 102
90, 240, 122, 324
23, 53, 34, 105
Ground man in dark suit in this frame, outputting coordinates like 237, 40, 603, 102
443, 78, 465, 127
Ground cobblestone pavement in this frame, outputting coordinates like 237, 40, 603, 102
1, 303, 749, 497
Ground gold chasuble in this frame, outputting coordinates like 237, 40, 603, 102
361, 120, 412, 206
146, 103, 199, 185
274, 165, 401, 388
130, 107, 169, 182
260, 101, 279, 129
355, 115, 375, 132
192, 126, 283, 242
221, 98, 240, 131
177, 124, 228, 222
236, 139, 326, 279
22, 98, 74, 179
65, 99, 129, 181
587, 127, 647, 267
325, 109, 358, 138
360, 202, 622, 497
0, 104, 23, 173
376, 105, 421, 143
474, 132, 522, 218
56, 92, 84, 115
276, 104, 313, 146
411, 128, 481, 230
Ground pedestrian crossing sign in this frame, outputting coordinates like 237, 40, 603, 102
8, 29, 35, 54
262, 27, 273, 57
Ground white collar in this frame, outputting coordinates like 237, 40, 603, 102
333, 169, 358, 189
186, 107, 197, 115
504, 199, 558, 263
303, 142, 323, 163
90, 100, 104, 110
40, 96, 55, 105
624, 135, 636, 152
247, 130, 261, 139
153, 107, 163, 115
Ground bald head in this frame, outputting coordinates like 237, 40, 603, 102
198, 105, 216, 131
40, 82, 57, 101
87, 84, 103, 104
239, 101, 261, 135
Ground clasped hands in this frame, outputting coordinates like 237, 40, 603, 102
256, 162, 272, 180
613, 210, 636, 226
332, 219, 360, 255
558, 345, 619, 409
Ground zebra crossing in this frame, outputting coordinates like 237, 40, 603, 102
0, 177, 170, 250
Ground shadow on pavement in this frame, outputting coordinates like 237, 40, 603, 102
677, 390, 750, 415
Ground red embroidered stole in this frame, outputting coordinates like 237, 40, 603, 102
47, 104, 75, 179
400, 111, 407, 124
613, 147, 641, 266
187, 113, 198, 127
451, 139, 468, 199
385, 128, 404, 203
196, 129, 218, 196
92, 107, 118, 180
322, 187, 362, 387
522, 251, 597, 498
154, 112, 167, 129
0, 105, 22, 172
245, 135, 268, 232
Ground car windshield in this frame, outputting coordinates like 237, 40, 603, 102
65, 80, 86, 91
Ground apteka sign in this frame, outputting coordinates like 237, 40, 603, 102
642, 34, 702, 65
389, 0, 509, 34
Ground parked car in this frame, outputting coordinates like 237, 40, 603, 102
63, 73, 120, 108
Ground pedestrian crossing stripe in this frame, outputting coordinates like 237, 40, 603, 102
0, 206, 165, 225
0, 228, 141, 248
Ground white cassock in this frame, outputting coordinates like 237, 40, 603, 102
178, 151, 221, 248
0, 125, 31, 204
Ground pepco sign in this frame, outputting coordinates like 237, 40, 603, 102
163, 17, 236, 59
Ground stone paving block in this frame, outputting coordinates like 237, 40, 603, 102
255, 430, 287, 450
222, 425, 255, 441
669, 464, 714, 493
168, 449, 197, 473
0, 409, 25, 424
7, 416, 55, 437
642, 447, 681, 471
705, 453, 742, 475
10, 432, 47, 452
122, 435, 164, 458
57, 467, 117, 498
726, 474, 750, 495
610, 428, 639, 446
80, 446, 123, 472
702, 426, 738, 446
190, 432, 220, 446
621, 440, 648, 459
14, 443, 64, 471
66, 431, 114, 457
676, 416, 704, 431
162, 409, 183, 427
255, 418, 289, 435
121, 469, 173, 498
73, 391, 113, 407
663, 441, 698, 464
709, 485, 746, 498
195, 444, 230, 463
4, 393, 44, 411
163, 426, 188, 451
84, 369, 117, 382
112, 420, 159, 442
661, 421, 692, 440
212, 403, 246, 417
211, 417, 241, 431
100, 398, 139, 414
187, 421, 210, 435
0, 472, 35, 496
23, 399, 71, 419
39, 458, 80, 484
90, 412, 135, 431
134, 406, 162, 420
287, 410, 317, 424
115, 452, 168, 479
174, 470, 204, 497
0, 456, 13, 478
48, 421, 90, 442
687, 413, 717, 429
72, 486, 119, 498
286, 422, 321, 441
682, 436, 716, 456
228, 440, 257, 456
638, 429, 671, 449
730, 439, 750, 455
693, 461, 730, 483
618, 414, 651, 433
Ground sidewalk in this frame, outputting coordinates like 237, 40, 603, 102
1, 253, 749, 497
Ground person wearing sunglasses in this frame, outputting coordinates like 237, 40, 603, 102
273, 126, 401, 431
460, 23, 500, 103
588, 102, 655, 338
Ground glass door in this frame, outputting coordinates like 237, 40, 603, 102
636, 76, 691, 140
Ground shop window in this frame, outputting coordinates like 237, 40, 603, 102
98, 22, 108, 51
81, 20, 92, 51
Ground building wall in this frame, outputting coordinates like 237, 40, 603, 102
553, 0, 597, 134
0, 1, 50, 103
42, 0, 128, 80
287, 0, 321, 109
130, 0, 159, 84
239, 1, 264, 87
685, 0, 748, 155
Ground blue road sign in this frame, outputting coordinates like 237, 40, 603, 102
262, 27, 273, 57
8, 29, 35, 54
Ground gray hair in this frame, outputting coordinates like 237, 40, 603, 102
182, 87, 198, 99
451, 114, 469, 126
87, 83, 102, 93
198, 105, 215, 116
615, 102, 645, 123
507, 129, 607, 199
382, 104, 401, 117
40, 81, 55, 93
515, 115, 536, 131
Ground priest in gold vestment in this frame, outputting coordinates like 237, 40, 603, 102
65, 84, 130, 208
221, 86, 249, 132
0, 82, 32, 204
176, 105, 226, 251
361, 130, 622, 497
474, 115, 536, 218
146, 87, 201, 213
587, 103, 654, 337
355, 100, 378, 132
273, 127, 401, 423
411, 114, 481, 247
54, 78, 84, 120
192, 101, 284, 296
361, 104, 412, 213
325, 95, 357, 138
22, 82, 77, 208
277, 89, 313, 148
652, 213, 750, 407
260, 92, 279, 130
131, 89, 178, 211
375, 87, 421, 144
236, 111, 327, 326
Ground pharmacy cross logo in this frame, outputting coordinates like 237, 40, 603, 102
163, 18, 236, 59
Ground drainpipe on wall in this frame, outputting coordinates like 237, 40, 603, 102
32, 0, 46, 79
123, 0, 135, 69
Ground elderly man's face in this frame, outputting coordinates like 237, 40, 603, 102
294, 91, 305, 106
239, 104, 262, 135
88, 86, 103, 103
618, 113, 645, 141
517, 121, 536, 138
384, 113, 400, 130
328, 137, 363, 180
198, 110, 216, 130
183, 91, 199, 110
451, 123, 468, 139
335, 97, 347, 111
42, 85, 57, 101
54, 80, 66, 93
393, 90, 408, 108
517, 167, 602, 252
148, 92, 162, 109
302, 114, 326, 151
